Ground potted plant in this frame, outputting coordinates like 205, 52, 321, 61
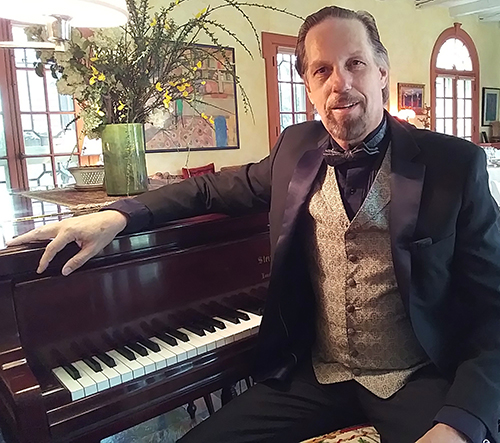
27, 0, 300, 196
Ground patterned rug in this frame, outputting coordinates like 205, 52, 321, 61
18, 188, 126, 212
301, 425, 380, 443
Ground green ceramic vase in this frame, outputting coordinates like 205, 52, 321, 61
101, 123, 148, 196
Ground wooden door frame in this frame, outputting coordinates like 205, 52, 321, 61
262, 32, 314, 150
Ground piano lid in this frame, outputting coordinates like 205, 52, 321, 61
0, 188, 270, 279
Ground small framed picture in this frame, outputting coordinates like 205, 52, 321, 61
398, 83, 425, 115
482, 87, 500, 126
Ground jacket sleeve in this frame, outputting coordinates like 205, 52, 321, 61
444, 147, 500, 441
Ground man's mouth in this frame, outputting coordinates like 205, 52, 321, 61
332, 102, 358, 110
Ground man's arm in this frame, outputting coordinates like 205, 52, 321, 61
436, 147, 500, 441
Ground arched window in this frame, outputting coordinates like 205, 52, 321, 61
430, 23, 479, 143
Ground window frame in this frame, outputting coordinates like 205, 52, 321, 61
262, 32, 314, 149
430, 23, 480, 143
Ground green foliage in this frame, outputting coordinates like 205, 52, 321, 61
26, 0, 301, 138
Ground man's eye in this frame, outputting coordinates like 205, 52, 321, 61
351, 60, 365, 67
314, 67, 327, 75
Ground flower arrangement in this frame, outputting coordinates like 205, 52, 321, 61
26, 0, 301, 138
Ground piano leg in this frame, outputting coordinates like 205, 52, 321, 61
203, 394, 215, 415
186, 401, 197, 420
221, 384, 237, 406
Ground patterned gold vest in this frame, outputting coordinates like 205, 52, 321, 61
307, 146, 429, 399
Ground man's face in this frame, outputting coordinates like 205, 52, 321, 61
304, 17, 388, 148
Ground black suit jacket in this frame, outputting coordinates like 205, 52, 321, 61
134, 115, 500, 440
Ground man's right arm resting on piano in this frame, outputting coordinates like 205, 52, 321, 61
6, 151, 275, 276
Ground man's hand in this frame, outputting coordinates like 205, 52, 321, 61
416, 423, 469, 443
7, 210, 127, 276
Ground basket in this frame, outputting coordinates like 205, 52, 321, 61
68, 166, 105, 190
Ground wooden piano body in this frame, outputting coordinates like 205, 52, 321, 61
0, 196, 270, 443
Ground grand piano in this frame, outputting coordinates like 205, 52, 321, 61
0, 192, 271, 443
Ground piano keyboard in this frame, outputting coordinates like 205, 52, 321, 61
52, 308, 262, 401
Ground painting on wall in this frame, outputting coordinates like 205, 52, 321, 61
398, 83, 425, 115
482, 87, 500, 126
145, 45, 240, 153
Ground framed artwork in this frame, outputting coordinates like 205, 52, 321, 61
145, 45, 240, 153
482, 87, 500, 126
398, 83, 425, 115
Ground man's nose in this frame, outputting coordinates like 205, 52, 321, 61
329, 68, 352, 93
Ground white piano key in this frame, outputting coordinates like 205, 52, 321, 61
178, 328, 208, 355
107, 350, 145, 379
92, 357, 122, 387
238, 310, 262, 333
174, 338, 197, 359
102, 352, 133, 383
52, 366, 85, 401
214, 317, 248, 342
138, 346, 167, 370
62, 364, 97, 397
124, 346, 156, 374
73, 360, 110, 392
149, 337, 183, 365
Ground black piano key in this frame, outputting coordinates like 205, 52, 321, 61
83, 357, 102, 372
127, 342, 149, 357
138, 338, 161, 353
165, 327, 189, 342
204, 302, 239, 323
156, 332, 178, 346
193, 319, 216, 333
212, 302, 250, 321
184, 323, 206, 337
63, 364, 81, 380
209, 317, 226, 329
96, 353, 116, 368
116, 346, 136, 360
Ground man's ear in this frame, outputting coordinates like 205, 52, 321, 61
379, 66, 389, 89
305, 78, 314, 105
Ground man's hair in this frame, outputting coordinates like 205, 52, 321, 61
295, 6, 390, 104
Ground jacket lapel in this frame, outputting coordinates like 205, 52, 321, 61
388, 116, 426, 312
273, 131, 329, 268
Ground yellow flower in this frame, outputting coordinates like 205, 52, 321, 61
163, 98, 171, 108
201, 112, 208, 119
175, 0, 179, 4
90, 56, 98, 62
195, 7, 207, 19
117, 101, 125, 111
97, 110, 105, 116
89, 76, 97, 85
196, 61, 202, 69
177, 84, 186, 92
91, 65, 98, 75
97, 72, 106, 81
169, 81, 178, 87
182, 91, 189, 97
208, 117, 214, 125
201, 80, 206, 85
192, 67, 197, 72
150, 17, 157, 27
164, 92, 172, 100
155, 82, 163, 92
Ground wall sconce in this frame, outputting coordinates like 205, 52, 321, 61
0, 0, 128, 51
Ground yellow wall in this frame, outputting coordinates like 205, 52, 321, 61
147, 0, 500, 175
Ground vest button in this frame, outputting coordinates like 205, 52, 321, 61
352, 368, 361, 376
346, 304, 356, 312
345, 232, 356, 240
350, 349, 359, 358
348, 254, 358, 263
347, 279, 357, 288
347, 327, 356, 336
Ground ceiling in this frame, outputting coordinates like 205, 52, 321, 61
415, 0, 500, 25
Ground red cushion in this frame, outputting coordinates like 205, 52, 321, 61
182, 163, 215, 179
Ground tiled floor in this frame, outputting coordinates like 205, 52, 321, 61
0, 385, 243, 443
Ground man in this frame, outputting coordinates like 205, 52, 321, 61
9, 6, 500, 443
